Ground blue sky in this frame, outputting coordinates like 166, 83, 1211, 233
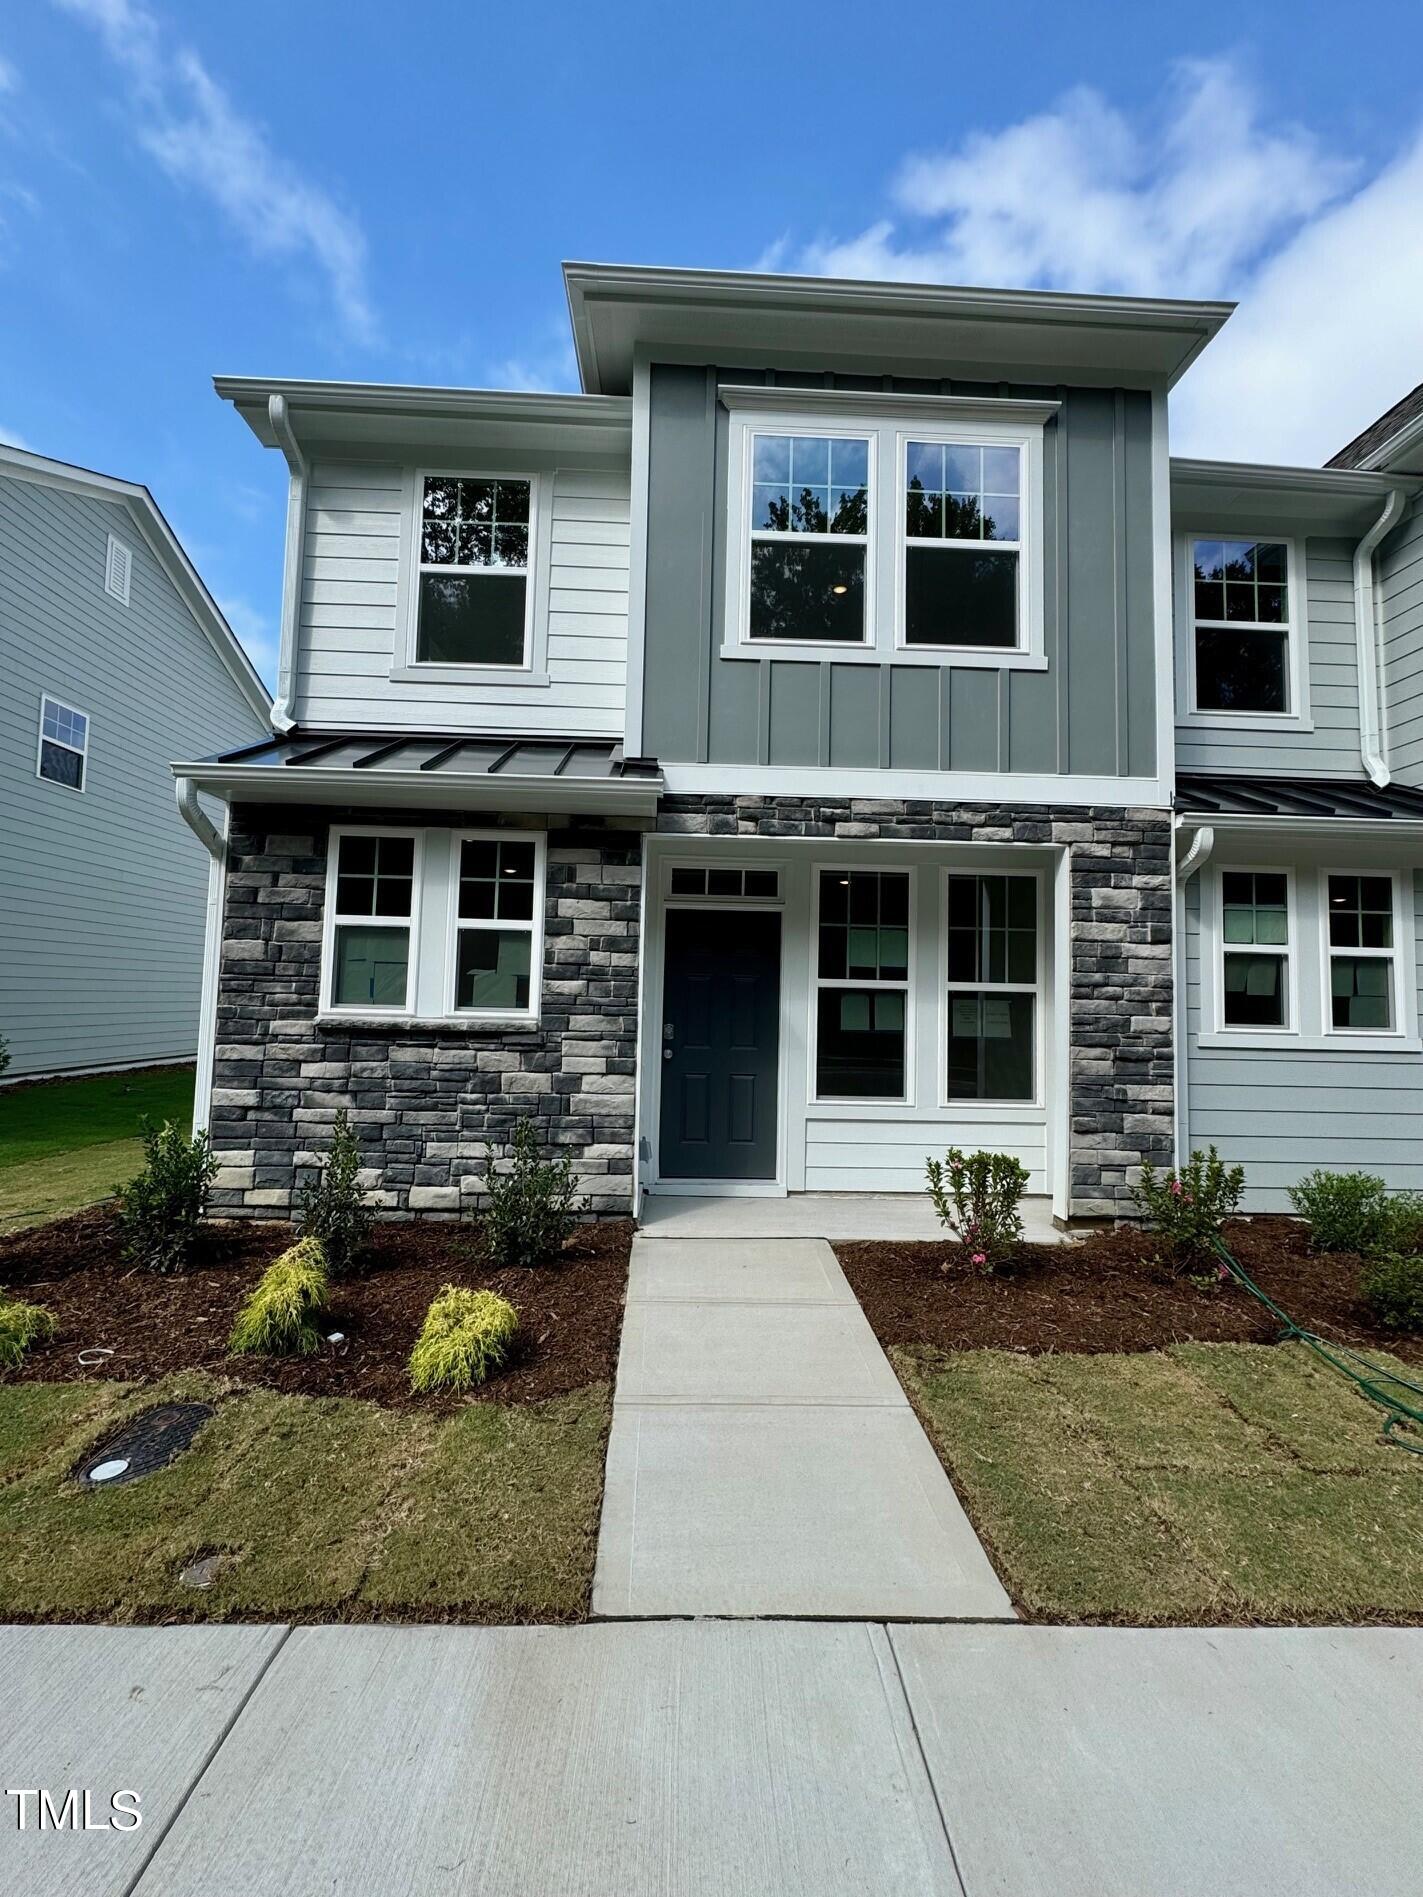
3, 0, 1422, 688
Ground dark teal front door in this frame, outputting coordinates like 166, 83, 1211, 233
659, 908, 781, 1180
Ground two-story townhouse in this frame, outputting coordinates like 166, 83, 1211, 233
174, 260, 1423, 1225
1, 444, 270, 1081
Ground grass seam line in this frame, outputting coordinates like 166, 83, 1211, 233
117, 1622, 294, 1897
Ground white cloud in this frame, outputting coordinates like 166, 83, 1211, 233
52, 0, 375, 342
0, 421, 31, 449
765, 59, 1423, 465
0, 52, 19, 93
488, 327, 579, 394
215, 592, 277, 687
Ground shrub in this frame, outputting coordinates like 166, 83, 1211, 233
480, 1119, 587, 1269
1382, 1193, 1423, 1256
298, 1108, 373, 1277
0, 1033, 9, 1077
1132, 1146, 1245, 1267
116, 1120, 219, 1274
925, 1148, 1030, 1272
1360, 1253, 1423, 1332
1288, 1170, 1393, 1255
229, 1238, 331, 1356
0, 1292, 56, 1368
409, 1286, 518, 1393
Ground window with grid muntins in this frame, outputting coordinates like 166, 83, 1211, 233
416, 476, 532, 665
1326, 874, 1396, 1031
330, 835, 415, 1008
454, 836, 539, 1013
749, 433, 870, 643
905, 442, 1021, 649
945, 873, 1036, 1100
1220, 870, 1289, 1027
37, 696, 88, 790
1192, 538, 1291, 714
815, 869, 909, 1099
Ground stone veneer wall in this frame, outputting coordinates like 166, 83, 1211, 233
657, 795, 1174, 1218
208, 805, 644, 1218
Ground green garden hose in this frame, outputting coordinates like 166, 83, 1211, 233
1211, 1237, 1423, 1455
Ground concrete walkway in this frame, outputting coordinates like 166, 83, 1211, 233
4, 1622, 1420, 1896
592, 1236, 1013, 1618
640, 1190, 1070, 1242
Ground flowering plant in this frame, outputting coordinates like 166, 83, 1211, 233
1131, 1146, 1245, 1268
925, 1148, 1029, 1273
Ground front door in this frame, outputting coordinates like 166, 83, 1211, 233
659, 908, 780, 1180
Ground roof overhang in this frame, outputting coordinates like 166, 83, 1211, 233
0, 444, 270, 724
1175, 773, 1423, 841
1170, 457, 1420, 531
563, 261, 1234, 395
213, 377, 633, 459
1356, 404, 1423, 475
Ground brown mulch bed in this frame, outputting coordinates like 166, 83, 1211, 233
0, 1207, 632, 1410
836, 1217, 1423, 1362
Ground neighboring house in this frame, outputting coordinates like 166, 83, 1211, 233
173, 263, 1422, 1221
0, 446, 270, 1080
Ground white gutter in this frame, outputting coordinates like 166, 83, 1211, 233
175, 775, 225, 860
169, 761, 665, 819
267, 393, 307, 735
1172, 820, 1214, 1169
1353, 488, 1408, 787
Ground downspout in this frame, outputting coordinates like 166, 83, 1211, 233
1353, 488, 1407, 788
176, 778, 228, 1138
1173, 821, 1214, 1167
267, 392, 307, 735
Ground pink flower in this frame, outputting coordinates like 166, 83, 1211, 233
1169, 1179, 1183, 1197
972, 1252, 988, 1266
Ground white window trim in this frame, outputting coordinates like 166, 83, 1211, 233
1176, 530, 1312, 730
320, 826, 424, 1019
893, 424, 1045, 666
1318, 867, 1411, 1043
35, 692, 90, 793
104, 532, 132, 606
392, 467, 554, 688
1205, 862, 1300, 1039
940, 867, 1046, 1109
808, 863, 915, 1108
445, 828, 546, 1025
720, 395, 1049, 670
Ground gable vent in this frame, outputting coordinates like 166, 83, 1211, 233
105, 532, 132, 606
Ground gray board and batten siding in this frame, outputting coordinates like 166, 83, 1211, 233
0, 471, 268, 1077
639, 365, 1158, 780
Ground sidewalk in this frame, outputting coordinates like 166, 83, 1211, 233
592, 1236, 1012, 1618
3, 1621, 1419, 1896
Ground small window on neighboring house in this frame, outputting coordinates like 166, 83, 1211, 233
1326, 874, 1398, 1032
945, 873, 1038, 1100
1192, 538, 1291, 714
814, 869, 910, 1099
452, 833, 543, 1015
1219, 870, 1291, 1028
904, 442, 1021, 648
415, 476, 532, 666
328, 833, 417, 1010
105, 533, 132, 606
748, 432, 870, 644
36, 695, 89, 791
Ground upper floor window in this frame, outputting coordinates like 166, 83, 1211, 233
722, 392, 1050, 668
415, 475, 533, 667
1190, 537, 1293, 716
904, 442, 1021, 649
749, 433, 869, 643
36, 695, 89, 791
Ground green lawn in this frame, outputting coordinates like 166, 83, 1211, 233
0, 1374, 610, 1623
0, 1066, 194, 1233
898, 1341, 1423, 1624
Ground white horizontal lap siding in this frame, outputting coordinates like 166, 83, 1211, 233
1177, 538, 1362, 776
804, 1113, 1047, 1195
295, 461, 630, 735
1184, 872, 1423, 1210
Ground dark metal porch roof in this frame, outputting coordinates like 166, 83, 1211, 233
1177, 772, 1423, 823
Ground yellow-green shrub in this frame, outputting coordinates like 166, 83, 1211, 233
409, 1286, 518, 1393
229, 1238, 330, 1357
0, 1293, 56, 1368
